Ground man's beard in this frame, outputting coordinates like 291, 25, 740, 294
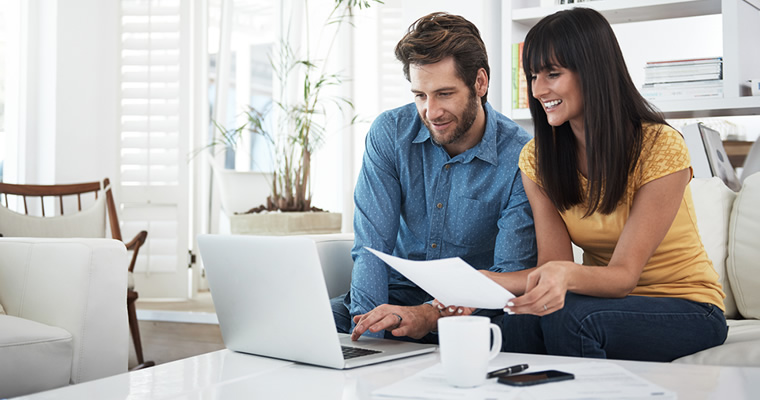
427, 92, 480, 147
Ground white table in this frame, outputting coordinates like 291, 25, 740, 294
15, 349, 760, 399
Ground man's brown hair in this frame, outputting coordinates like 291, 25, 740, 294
394, 12, 490, 104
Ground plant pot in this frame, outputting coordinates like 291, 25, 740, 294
211, 166, 273, 215
230, 211, 342, 236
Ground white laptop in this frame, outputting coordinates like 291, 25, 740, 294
197, 234, 437, 369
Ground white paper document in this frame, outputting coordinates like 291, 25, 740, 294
365, 247, 515, 309
373, 362, 520, 400
514, 362, 677, 400
372, 362, 676, 400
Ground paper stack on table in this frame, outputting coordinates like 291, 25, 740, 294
373, 362, 676, 400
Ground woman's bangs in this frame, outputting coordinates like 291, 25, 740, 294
525, 28, 570, 74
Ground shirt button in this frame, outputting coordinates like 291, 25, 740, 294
431, 243, 437, 249
436, 203, 443, 209
445, 164, 451, 170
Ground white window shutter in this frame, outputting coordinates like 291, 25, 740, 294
119, 0, 190, 298
378, 0, 407, 112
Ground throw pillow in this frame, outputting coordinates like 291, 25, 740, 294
689, 177, 738, 318
727, 173, 760, 319
0, 302, 5, 315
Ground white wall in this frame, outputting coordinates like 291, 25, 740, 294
22, 0, 119, 185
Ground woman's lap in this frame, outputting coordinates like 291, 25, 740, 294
501, 292, 728, 362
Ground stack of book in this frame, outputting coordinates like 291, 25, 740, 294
511, 42, 528, 110
640, 57, 723, 101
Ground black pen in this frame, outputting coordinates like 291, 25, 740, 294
487, 363, 529, 379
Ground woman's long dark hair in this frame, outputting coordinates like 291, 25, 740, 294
523, 8, 667, 216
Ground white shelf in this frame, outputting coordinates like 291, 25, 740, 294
511, 96, 760, 122
655, 96, 760, 118
512, 0, 721, 26
505, 0, 760, 123
512, 108, 532, 121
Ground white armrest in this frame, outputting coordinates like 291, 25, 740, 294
0, 238, 129, 383
309, 233, 355, 298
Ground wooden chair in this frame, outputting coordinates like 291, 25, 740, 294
0, 178, 154, 370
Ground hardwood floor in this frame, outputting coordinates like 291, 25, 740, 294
128, 320, 225, 369
130, 292, 225, 369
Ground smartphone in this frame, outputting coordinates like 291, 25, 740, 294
497, 370, 574, 386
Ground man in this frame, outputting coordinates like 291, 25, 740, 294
331, 12, 536, 342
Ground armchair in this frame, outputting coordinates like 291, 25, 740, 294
0, 238, 129, 398
0, 178, 154, 369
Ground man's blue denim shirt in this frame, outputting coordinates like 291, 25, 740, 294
349, 102, 537, 334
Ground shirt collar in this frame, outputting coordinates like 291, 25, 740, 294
412, 102, 499, 166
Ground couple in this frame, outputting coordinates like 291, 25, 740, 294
331, 9, 727, 362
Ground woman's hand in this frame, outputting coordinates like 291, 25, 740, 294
504, 261, 575, 316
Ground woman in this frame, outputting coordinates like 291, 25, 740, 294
440, 8, 727, 361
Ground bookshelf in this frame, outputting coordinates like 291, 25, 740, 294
503, 0, 760, 124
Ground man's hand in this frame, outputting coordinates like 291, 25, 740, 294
351, 304, 439, 341
431, 299, 476, 317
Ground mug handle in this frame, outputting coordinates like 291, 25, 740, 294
488, 323, 502, 360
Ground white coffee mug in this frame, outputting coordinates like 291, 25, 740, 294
437, 315, 502, 387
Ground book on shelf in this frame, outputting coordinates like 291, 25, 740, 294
641, 56, 723, 100
644, 57, 722, 84
512, 43, 519, 110
646, 73, 723, 85
641, 79, 723, 101
518, 42, 528, 109
645, 63, 722, 73
645, 57, 723, 67
512, 41, 529, 110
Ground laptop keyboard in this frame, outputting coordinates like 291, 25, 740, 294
341, 345, 382, 360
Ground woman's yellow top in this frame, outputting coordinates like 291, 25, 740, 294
519, 124, 725, 310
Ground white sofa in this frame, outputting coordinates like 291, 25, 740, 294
673, 174, 760, 366
314, 174, 760, 367
0, 238, 129, 398
310, 233, 356, 299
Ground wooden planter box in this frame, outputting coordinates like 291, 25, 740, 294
230, 211, 342, 236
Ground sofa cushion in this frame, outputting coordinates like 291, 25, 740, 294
0, 315, 74, 398
0, 301, 5, 315
673, 319, 760, 366
727, 173, 760, 319
689, 178, 738, 318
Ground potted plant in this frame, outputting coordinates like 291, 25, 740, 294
205, 0, 380, 235
194, 109, 275, 218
